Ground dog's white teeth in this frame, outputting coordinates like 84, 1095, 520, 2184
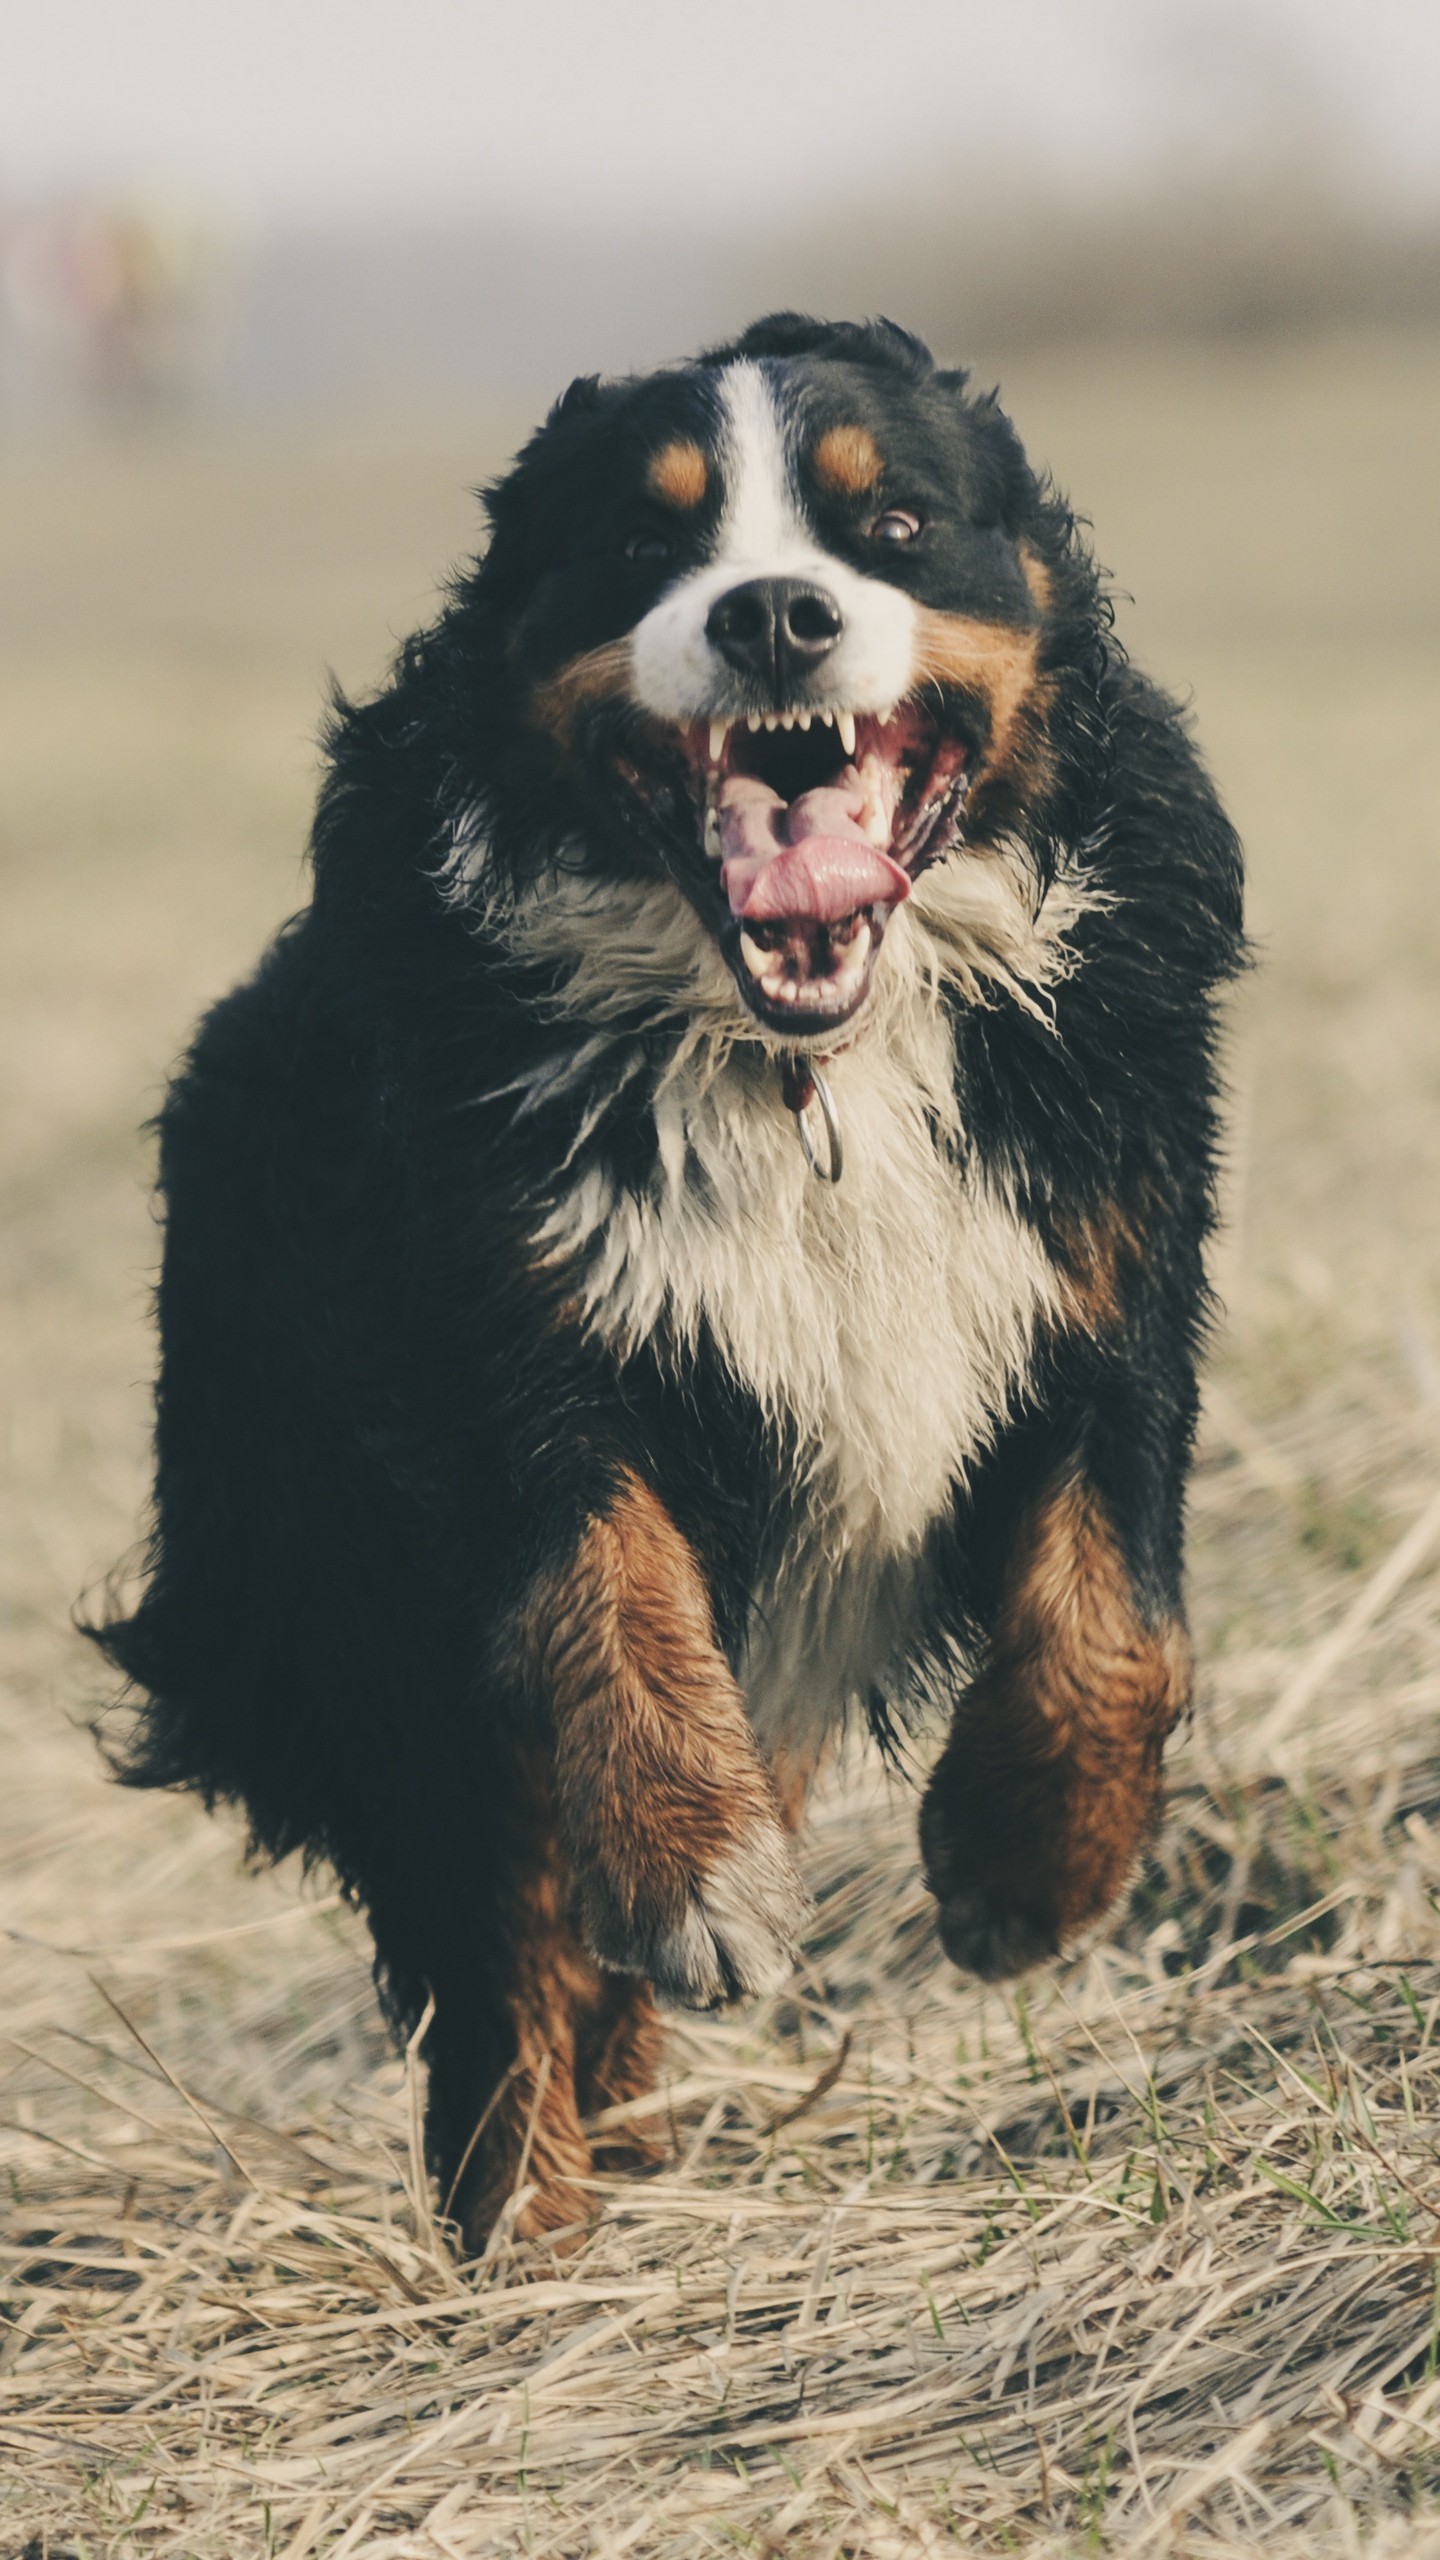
780, 711, 795, 731
704, 806, 722, 861
738, 929, 768, 978
818, 709, 834, 729
763, 712, 779, 732
797, 710, 812, 731
746, 713, 761, 733
857, 751, 890, 847
836, 709, 857, 757
708, 718, 729, 763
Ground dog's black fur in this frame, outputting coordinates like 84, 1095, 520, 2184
91, 316, 1244, 2245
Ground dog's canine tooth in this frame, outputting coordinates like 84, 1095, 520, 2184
708, 718, 729, 763
856, 754, 890, 847
836, 709, 857, 757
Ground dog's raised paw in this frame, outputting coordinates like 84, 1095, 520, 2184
931, 1885, 1058, 1983
583, 1818, 810, 2010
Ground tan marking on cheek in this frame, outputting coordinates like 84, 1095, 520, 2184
813, 423, 884, 497
909, 605, 1057, 810
910, 608, 1041, 754
528, 636, 636, 744
648, 439, 708, 509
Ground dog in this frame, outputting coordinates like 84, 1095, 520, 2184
92, 313, 1244, 2249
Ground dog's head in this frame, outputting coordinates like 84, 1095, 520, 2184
459, 315, 1090, 1043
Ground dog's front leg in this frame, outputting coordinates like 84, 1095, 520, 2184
920, 1456, 1191, 1981
525, 1469, 809, 2008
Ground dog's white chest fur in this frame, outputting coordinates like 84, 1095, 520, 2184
534, 925, 1067, 1748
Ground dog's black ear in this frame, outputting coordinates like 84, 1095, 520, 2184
706, 313, 936, 380
966, 389, 1039, 532
548, 373, 604, 425
479, 372, 612, 545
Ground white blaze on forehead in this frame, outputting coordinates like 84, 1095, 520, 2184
630, 360, 916, 723
716, 359, 807, 566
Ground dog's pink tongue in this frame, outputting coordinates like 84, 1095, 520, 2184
719, 774, 910, 923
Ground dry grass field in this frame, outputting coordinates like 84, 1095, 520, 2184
2, 330, 1440, 2558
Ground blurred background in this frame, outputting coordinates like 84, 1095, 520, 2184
3, 0, 1440, 414
3, 10, 1440, 2542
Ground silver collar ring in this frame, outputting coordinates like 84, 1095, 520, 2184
780, 1056, 843, 1186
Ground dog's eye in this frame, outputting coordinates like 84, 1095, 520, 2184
870, 509, 922, 546
624, 529, 674, 564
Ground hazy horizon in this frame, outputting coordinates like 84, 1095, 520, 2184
3, 0, 1439, 235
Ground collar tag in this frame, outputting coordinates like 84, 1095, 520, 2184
781, 1055, 843, 1185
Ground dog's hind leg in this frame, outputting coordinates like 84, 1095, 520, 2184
358, 1465, 808, 2252
416, 1735, 687, 2251
380, 1738, 606, 2255
919, 1457, 1191, 1981
575, 1974, 666, 2176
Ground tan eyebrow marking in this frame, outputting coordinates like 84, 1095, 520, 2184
647, 440, 709, 509
813, 423, 884, 497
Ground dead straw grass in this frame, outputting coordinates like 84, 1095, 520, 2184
8, 1641, 1440, 2556
3, 339, 1440, 2554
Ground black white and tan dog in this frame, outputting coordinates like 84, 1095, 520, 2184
92, 314, 1245, 2247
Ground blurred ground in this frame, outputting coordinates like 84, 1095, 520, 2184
2, 330, 1440, 2555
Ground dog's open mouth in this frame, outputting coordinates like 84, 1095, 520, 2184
617, 705, 970, 1034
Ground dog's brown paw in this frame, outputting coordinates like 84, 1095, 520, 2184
929, 1882, 1059, 1982
456, 2161, 594, 2260
580, 1814, 809, 2009
919, 1762, 1067, 1984
920, 1742, 1151, 1986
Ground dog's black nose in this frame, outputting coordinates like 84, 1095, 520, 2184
705, 577, 844, 696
